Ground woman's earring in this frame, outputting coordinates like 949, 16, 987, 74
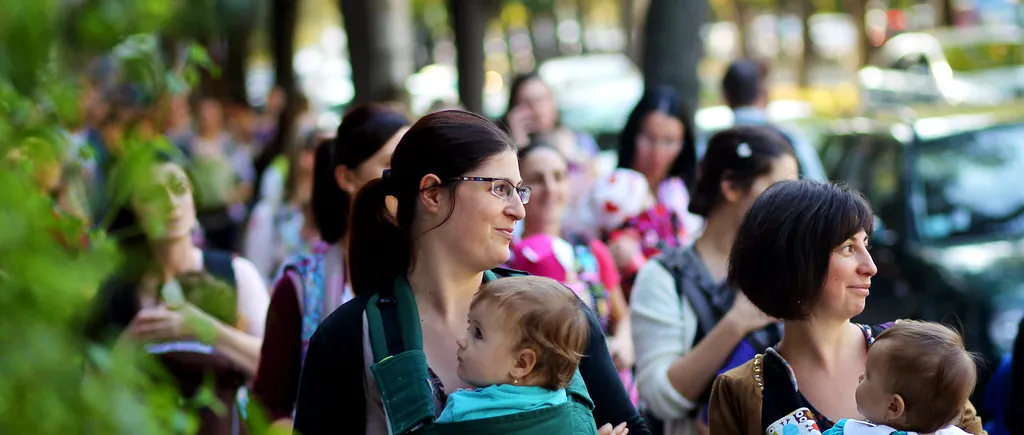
512, 377, 519, 385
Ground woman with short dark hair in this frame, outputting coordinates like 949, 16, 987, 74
630, 126, 797, 435
707, 180, 984, 435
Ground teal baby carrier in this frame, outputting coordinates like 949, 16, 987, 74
365, 270, 600, 435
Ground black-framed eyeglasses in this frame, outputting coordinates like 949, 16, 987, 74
449, 176, 531, 204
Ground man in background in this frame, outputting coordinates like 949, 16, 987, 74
714, 59, 826, 181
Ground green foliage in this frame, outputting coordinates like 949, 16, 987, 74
0, 0, 276, 434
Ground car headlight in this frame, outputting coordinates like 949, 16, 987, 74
989, 307, 1024, 355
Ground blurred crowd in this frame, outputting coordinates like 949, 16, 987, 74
26, 54, 1020, 435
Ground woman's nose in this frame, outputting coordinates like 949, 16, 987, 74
507, 194, 527, 221
858, 251, 878, 277
455, 338, 466, 349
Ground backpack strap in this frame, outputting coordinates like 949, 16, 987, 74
654, 248, 719, 345
203, 250, 238, 288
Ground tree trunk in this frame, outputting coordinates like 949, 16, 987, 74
449, 0, 495, 114
576, 0, 588, 53
271, 0, 298, 100
254, 0, 299, 184
624, 0, 650, 66
223, 21, 253, 106
936, 0, 957, 27
641, 0, 709, 116
845, 0, 871, 68
732, 0, 750, 59
797, 0, 814, 87
212, 0, 258, 106
342, 0, 415, 105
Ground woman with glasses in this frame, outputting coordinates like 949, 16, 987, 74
292, 110, 648, 435
609, 87, 699, 299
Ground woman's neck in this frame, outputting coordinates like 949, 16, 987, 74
150, 237, 198, 282
407, 243, 483, 326
289, 179, 313, 207
199, 127, 221, 140
693, 208, 739, 259
777, 318, 861, 370
647, 177, 663, 197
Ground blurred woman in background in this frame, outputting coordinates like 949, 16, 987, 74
609, 86, 699, 297
87, 150, 268, 435
251, 104, 409, 430
630, 126, 797, 435
510, 143, 637, 404
502, 72, 602, 237
242, 130, 321, 284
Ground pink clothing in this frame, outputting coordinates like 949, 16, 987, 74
508, 233, 637, 405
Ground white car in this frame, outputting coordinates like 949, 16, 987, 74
859, 26, 1024, 107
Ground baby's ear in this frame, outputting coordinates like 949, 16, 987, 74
886, 394, 906, 422
509, 348, 537, 381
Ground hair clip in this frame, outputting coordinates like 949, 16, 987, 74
736, 142, 752, 158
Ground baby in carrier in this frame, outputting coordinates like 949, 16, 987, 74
436, 276, 596, 430
772, 321, 978, 435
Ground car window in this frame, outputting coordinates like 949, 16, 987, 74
891, 54, 930, 74
830, 135, 873, 190
913, 123, 1024, 241
865, 136, 903, 227
819, 135, 848, 176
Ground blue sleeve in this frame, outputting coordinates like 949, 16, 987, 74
822, 418, 848, 435
436, 391, 463, 422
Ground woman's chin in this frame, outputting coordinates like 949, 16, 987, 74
845, 300, 867, 319
485, 244, 512, 269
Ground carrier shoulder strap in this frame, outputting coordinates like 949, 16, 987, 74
563, 369, 595, 410
366, 276, 423, 363
366, 268, 527, 362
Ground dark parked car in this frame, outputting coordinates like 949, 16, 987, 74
819, 106, 1024, 377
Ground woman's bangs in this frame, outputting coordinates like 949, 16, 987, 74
833, 189, 875, 245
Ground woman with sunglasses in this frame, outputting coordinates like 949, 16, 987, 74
292, 110, 647, 435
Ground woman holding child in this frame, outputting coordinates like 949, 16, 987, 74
630, 125, 798, 435
707, 180, 984, 434
292, 110, 648, 435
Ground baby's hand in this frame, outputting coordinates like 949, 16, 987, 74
598, 422, 628, 435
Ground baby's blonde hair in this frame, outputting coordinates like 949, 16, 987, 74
472, 276, 589, 390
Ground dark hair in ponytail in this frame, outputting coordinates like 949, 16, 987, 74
313, 104, 409, 244
348, 110, 517, 294
688, 125, 794, 217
